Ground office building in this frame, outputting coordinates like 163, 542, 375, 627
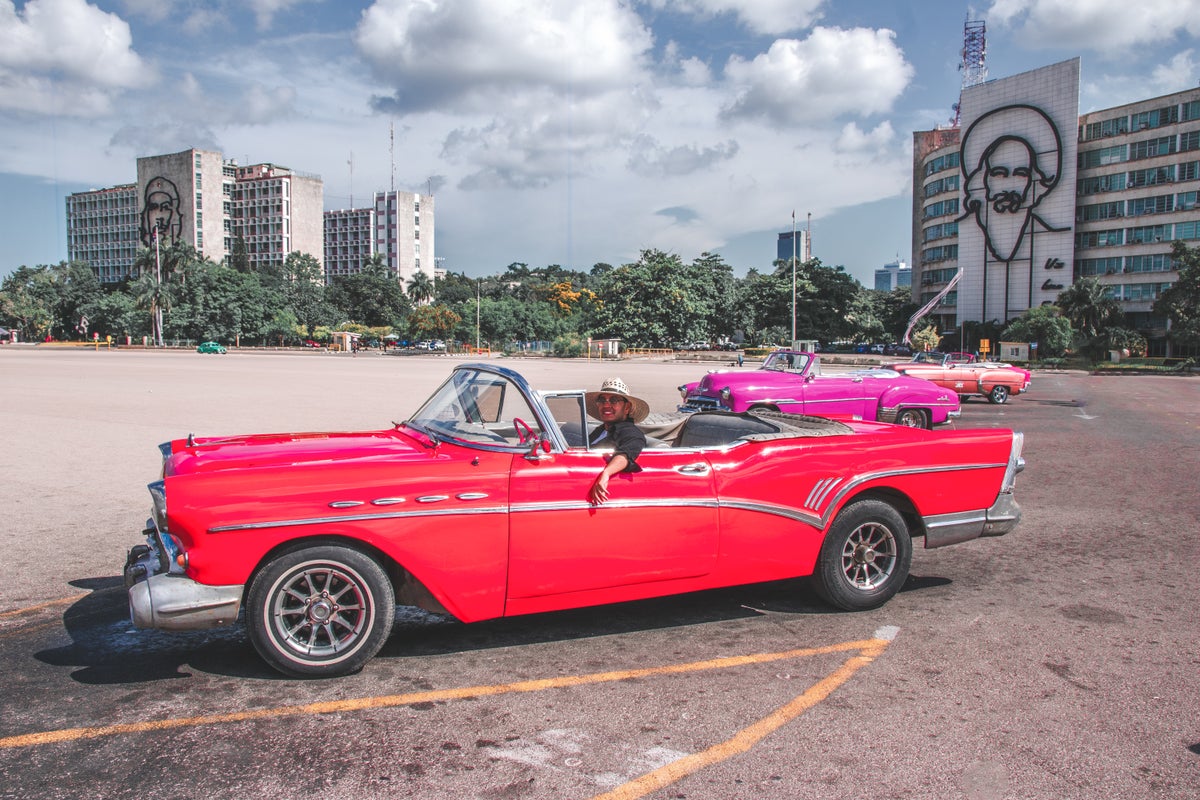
68, 148, 324, 283
912, 58, 1200, 354
323, 190, 435, 288
874, 259, 911, 292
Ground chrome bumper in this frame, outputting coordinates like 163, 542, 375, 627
923, 492, 1022, 549
124, 525, 242, 631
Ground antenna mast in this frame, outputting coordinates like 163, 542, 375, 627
952, 17, 987, 126
348, 152, 354, 208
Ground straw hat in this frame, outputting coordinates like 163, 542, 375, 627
585, 377, 650, 423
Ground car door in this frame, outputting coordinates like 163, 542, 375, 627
505, 443, 719, 615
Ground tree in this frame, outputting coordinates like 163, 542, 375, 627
911, 324, 941, 353
1001, 306, 1073, 358
327, 260, 411, 326
591, 250, 715, 348
407, 270, 435, 305
1056, 276, 1123, 358
1154, 241, 1200, 349
0, 265, 56, 341
407, 304, 462, 341
283, 251, 333, 337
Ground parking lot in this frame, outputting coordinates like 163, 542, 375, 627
0, 347, 1197, 799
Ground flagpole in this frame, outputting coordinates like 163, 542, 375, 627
154, 227, 163, 347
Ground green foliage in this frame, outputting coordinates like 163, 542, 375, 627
1001, 306, 1073, 358
1154, 242, 1200, 346
911, 324, 941, 353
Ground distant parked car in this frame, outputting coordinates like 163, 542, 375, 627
196, 341, 226, 354
679, 350, 960, 428
884, 353, 1031, 404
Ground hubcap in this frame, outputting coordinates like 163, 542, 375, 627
271, 565, 370, 659
840, 522, 897, 590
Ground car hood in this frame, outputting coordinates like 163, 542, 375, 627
164, 427, 429, 476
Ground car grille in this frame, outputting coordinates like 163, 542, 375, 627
684, 396, 724, 411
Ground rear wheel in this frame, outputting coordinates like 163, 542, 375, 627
812, 499, 912, 611
894, 408, 929, 429
988, 385, 1010, 404
247, 545, 394, 678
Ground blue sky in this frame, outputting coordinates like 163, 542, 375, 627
2, 0, 1198, 287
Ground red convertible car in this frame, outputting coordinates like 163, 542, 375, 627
883, 353, 1032, 405
124, 364, 1024, 677
679, 350, 961, 428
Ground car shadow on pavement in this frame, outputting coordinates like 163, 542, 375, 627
35, 572, 952, 683
34, 576, 268, 684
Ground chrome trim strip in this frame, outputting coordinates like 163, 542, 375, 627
208, 505, 509, 533
371, 497, 406, 506
456, 492, 489, 500
416, 495, 449, 503
329, 500, 364, 508
207, 461, 1010, 535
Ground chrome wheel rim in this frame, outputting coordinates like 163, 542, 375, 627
839, 521, 898, 590
269, 563, 371, 661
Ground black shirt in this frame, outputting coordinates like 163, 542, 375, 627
587, 419, 646, 473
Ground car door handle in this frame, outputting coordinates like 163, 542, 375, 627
675, 463, 711, 475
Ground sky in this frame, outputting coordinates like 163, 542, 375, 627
2, 0, 1199, 288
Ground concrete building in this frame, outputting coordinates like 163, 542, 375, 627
323, 190, 435, 288
230, 161, 324, 273
912, 58, 1199, 354
874, 259, 911, 292
65, 183, 138, 285
68, 148, 324, 283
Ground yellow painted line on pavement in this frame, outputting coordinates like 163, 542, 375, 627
0, 595, 86, 619
590, 634, 893, 800
0, 635, 892, 751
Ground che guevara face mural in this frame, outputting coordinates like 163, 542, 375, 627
958, 104, 1068, 263
140, 176, 182, 247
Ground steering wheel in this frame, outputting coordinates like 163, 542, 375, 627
512, 417, 536, 444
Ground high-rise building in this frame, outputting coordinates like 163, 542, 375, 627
323, 190, 435, 288
65, 183, 138, 284
912, 58, 1199, 355
874, 259, 911, 292
67, 148, 324, 283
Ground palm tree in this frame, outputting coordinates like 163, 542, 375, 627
1056, 277, 1119, 339
407, 270, 435, 305
133, 270, 172, 347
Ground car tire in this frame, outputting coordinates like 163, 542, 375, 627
987, 385, 1010, 404
247, 545, 395, 678
894, 408, 929, 429
812, 499, 912, 611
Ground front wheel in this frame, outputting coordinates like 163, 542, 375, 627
894, 408, 929, 429
812, 499, 912, 611
247, 545, 395, 678
987, 385, 1010, 404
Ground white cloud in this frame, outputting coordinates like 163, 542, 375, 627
721, 27, 913, 126
987, 0, 1200, 49
355, 0, 654, 113
835, 121, 896, 153
0, 0, 150, 108
645, 0, 825, 36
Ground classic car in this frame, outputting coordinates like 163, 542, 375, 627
892, 351, 977, 366
678, 350, 961, 429
883, 354, 1031, 404
196, 341, 227, 354
123, 363, 1023, 678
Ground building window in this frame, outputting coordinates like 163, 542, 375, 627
1076, 229, 1124, 248
1126, 254, 1173, 273
922, 198, 959, 219
1083, 116, 1129, 140
1180, 130, 1200, 153
1126, 224, 1171, 244
1128, 165, 1174, 187
1127, 195, 1174, 216
1131, 106, 1179, 131
1129, 136, 1176, 160
1079, 144, 1127, 169
1078, 201, 1125, 221
1076, 257, 1123, 276
924, 152, 960, 176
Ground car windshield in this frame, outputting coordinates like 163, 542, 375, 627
911, 352, 944, 363
406, 367, 545, 448
762, 352, 812, 373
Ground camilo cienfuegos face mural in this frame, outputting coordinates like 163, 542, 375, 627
139, 176, 182, 248
958, 103, 1069, 265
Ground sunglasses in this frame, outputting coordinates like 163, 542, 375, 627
595, 395, 627, 405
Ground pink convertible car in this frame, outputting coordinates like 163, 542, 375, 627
679, 350, 960, 428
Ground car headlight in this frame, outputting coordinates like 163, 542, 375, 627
720, 387, 731, 402
148, 479, 168, 533
678, 384, 688, 400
